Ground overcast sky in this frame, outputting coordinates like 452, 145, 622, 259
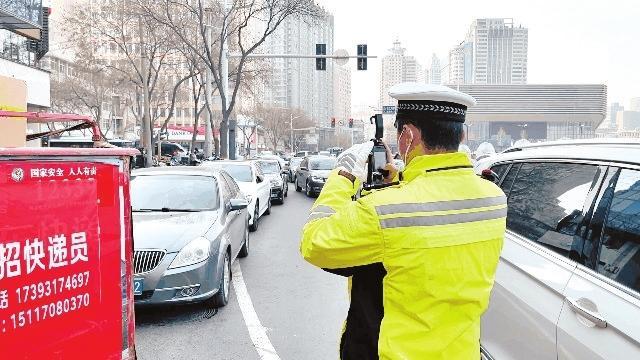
316, 0, 640, 109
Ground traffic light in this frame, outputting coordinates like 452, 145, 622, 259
330, 117, 336, 128
316, 43, 326, 71
357, 44, 367, 71
348, 118, 354, 128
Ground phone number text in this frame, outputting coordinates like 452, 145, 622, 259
4, 293, 90, 332
13, 271, 90, 305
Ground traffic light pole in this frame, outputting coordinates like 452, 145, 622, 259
229, 54, 377, 59
220, 52, 376, 158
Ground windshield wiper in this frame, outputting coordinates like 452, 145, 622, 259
133, 208, 204, 213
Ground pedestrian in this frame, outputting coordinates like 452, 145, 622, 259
300, 83, 507, 359
170, 149, 181, 166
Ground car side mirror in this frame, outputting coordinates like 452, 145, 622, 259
229, 198, 249, 211
256, 175, 264, 183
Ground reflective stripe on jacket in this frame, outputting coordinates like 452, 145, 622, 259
301, 152, 507, 359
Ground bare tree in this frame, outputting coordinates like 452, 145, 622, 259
188, 71, 209, 159
49, 40, 128, 139
64, 0, 179, 166
145, 0, 320, 159
251, 106, 311, 152
284, 108, 313, 152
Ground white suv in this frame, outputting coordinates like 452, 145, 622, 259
477, 139, 640, 359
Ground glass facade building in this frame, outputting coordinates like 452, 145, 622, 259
452, 84, 607, 151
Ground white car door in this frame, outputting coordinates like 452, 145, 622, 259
557, 167, 640, 359
481, 162, 602, 360
254, 165, 270, 215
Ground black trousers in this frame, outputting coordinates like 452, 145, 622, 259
324, 263, 386, 360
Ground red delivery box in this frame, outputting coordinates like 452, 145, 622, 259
0, 112, 138, 359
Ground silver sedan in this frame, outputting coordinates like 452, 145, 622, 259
131, 167, 249, 308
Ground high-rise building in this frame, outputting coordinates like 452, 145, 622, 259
378, 40, 422, 108
333, 65, 351, 123
450, 18, 528, 85
630, 98, 640, 112
262, 7, 335, 126
449, 42, 473, 84
616, 111, 640, 131
608, 102, 625, 129
429, 53, 442, 85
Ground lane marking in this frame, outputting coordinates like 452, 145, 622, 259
232, 261, 281, 360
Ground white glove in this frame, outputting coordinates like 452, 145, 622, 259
335, 141, 374, 182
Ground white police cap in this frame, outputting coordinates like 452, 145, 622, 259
389, 83, 476, 123
389, 83, 476, 107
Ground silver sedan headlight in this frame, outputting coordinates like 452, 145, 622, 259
311, 176, 325, 183
169, 237, 210, 269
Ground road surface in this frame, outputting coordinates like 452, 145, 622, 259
135, 184, 349, 359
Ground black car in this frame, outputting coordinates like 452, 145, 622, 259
295, 156, 336, 197
255, 159, 288, 204
286, 157, 303, 182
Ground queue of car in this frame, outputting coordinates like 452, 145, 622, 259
127, 139, 640, 359
129, 152, 336, 310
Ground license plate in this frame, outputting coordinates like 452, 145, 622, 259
133, 278, 144, 295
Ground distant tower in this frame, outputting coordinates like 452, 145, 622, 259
429, 54, 442, 85
465, 18, 528, 84
378, 40, 422, 108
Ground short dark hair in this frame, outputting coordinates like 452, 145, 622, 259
397, 118, 463, 151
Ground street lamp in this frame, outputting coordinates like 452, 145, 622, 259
290, 113, 301, 153
463, 123, 472, 145
516, 123, 528, 141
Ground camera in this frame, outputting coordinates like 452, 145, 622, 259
366, 114, 389, 189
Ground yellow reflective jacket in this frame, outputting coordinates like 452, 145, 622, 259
301, 152, 506, 359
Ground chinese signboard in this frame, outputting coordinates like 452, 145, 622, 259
0, 160, 126, 358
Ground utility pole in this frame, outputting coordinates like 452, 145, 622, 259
204, 23, 213, 158
223, 48, 377, 159
288, 113, 302, 153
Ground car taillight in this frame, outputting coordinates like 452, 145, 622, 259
481, 169, 499, 183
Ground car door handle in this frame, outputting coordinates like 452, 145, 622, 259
565, 297, 607, 328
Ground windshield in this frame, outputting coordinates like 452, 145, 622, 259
257, 161, 279, 174
290, 158, 303, 167
131, 175, 218, 211
309, 158, 336, 170
214, 164, 253, 182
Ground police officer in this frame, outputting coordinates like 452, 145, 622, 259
300, 83, 507, 359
